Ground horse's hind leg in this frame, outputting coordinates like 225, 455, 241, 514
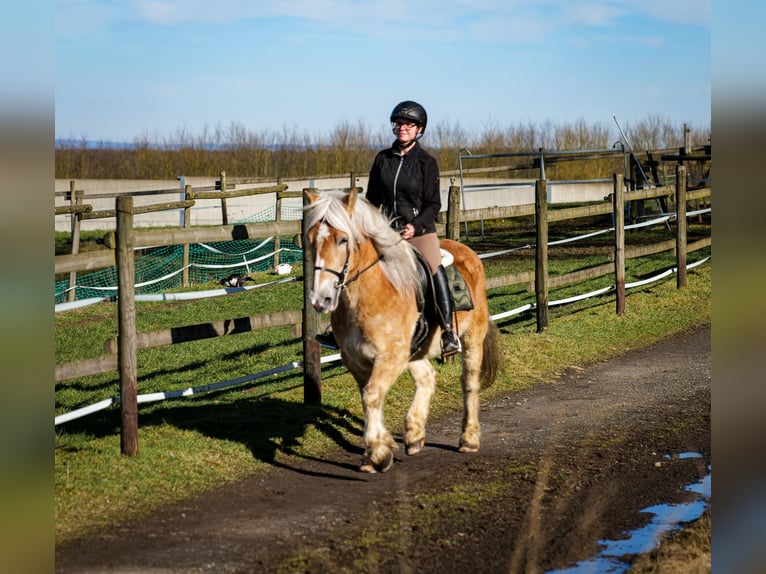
404, 358, 437, 456
459, 334, 484, 452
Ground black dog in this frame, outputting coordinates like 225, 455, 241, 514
218, 273, 254, 288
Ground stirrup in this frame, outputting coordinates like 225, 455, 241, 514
441, 330, 461, 358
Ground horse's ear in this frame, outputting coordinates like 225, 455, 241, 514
304, 189, 321, 204
343, 188, 358, 214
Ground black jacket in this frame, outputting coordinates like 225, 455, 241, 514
365, 141, 441, 236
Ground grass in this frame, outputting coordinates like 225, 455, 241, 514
54, 221, 711, 545
627, 510, 711, 573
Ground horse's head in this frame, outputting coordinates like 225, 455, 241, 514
304, 189, 359, 313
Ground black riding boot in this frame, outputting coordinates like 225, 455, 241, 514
433, 265, 461, 356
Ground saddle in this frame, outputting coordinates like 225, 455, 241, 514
409, 249, 474, 356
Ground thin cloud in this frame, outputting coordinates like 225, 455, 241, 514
619, 0, 711, 27
56, 1, 710, 41
56, 0, 129, 38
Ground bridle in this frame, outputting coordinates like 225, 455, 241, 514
312, 223, 383, 290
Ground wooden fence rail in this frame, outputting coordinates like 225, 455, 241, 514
54, 220, 303, 275
55, 311, 303, 382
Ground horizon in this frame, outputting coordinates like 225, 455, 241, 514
54, 114, 709, 152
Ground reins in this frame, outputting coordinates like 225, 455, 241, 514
342, 253, 383, 287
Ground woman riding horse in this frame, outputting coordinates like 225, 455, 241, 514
304, 188, 498, 473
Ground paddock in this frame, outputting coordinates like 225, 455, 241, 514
54, 144, 711, 456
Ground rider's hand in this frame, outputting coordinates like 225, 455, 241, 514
400, 224, 415, 240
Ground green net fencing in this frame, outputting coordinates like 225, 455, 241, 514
55, 204, 304, 305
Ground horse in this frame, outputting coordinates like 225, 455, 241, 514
304, 188, 499, 473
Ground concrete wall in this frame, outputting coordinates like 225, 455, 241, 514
54, 176, 612, 233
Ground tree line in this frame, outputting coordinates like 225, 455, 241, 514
55, 115, 709, 181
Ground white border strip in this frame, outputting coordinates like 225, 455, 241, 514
55, 351, 344, 425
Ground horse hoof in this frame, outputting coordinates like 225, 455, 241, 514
406, 438, 425, 456
375, 451, 394, 472
360, 450, 394, 473
458, 443, 480, 453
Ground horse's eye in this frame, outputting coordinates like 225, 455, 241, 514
337, 236, 348, 247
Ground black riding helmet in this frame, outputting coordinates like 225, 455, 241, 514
390, 100, 427, 138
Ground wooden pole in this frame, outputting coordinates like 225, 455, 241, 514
447, 185, 461, 241
613, 173, 626, 315
182, 184, 193, 287
675, 165, 687, 289
273, 178, 283, 271
116, 196, 138, 456
628, 156, 638, 225
219, 170, 229, 225
681, 124, 701, 221
67, 182, 82, 302
534, 179, 549, 332
302, 189, 322, 404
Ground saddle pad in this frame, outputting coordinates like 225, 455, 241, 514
445, 264, 474, 311
440, 248, 454, 268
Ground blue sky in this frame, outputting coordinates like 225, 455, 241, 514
54, 0, 711, 144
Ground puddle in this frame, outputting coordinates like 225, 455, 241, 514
547, 453, 710, 574
664, 452, 703, 460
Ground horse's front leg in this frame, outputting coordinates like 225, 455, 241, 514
404, 358, 437, 455
358, 358, 405, 473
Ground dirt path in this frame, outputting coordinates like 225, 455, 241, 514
56, 325, 711, 573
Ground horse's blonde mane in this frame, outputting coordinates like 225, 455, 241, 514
304, 190, 420, 293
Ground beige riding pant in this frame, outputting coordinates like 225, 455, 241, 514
408, 232, 441, 275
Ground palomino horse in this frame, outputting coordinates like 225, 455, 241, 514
304, 188, 499, 473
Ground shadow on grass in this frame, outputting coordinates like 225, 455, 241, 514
55, 340, 279, 396
57, 383, 366, 478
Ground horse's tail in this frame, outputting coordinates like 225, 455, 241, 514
480, 320, 500, 389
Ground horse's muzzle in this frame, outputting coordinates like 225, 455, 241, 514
310, 288, 339, 313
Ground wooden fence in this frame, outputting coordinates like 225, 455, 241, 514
55, 171, 308, 300
54, 164, 711, 455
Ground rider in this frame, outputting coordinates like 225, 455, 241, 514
365, 100, 461, 357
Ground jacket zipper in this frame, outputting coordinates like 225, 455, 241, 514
392, 154, 404, 223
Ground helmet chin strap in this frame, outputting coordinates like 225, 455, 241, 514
393, 138, 417, 154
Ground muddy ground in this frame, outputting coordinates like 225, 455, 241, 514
56, 325, 711, 573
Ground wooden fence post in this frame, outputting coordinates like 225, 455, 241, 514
613, 173, 626, 315
67, 182, 83, 302
273, 178, 283, 271
447, 185, 461, 241
535, 179, 549, 332
219, 170, 229, 225
302, 189, 322, 404
182, 184, 193, 287
628, 156, 638, 225
675, 164, 687, 288
116, 196, 138, 456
